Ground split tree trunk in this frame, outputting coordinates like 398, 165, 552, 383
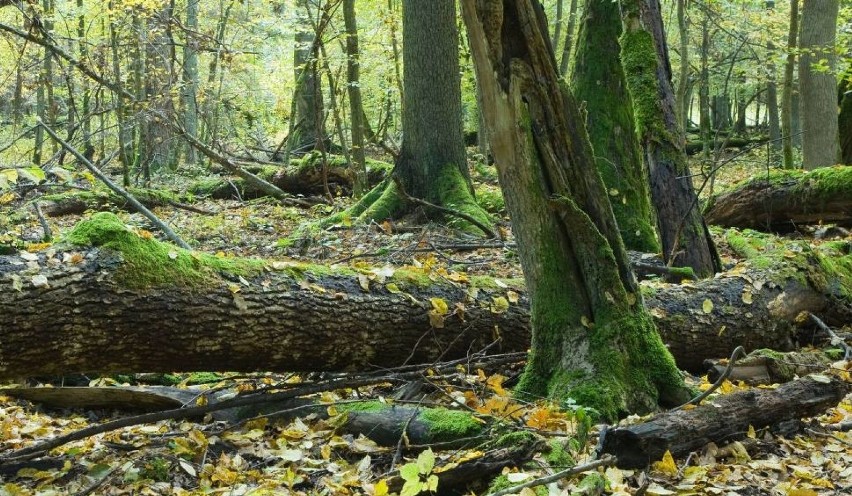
0, 213, 849, 379
462, 0, 693, 421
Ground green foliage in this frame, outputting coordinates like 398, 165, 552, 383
399, 449, 439, 496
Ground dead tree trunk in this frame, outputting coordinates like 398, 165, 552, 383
705, 167, 852, 231
0, 213, 848, 379
599, 375, 851, 468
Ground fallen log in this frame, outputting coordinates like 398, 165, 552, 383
684, 136, 766, 155
704, 166, 852, 231
192, 153, 390, 200
38, 188, 214, 217
704, 349, 834, 385
0, 213, 849, 378
598, 374, 851, 469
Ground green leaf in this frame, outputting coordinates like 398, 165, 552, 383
400, 480, 422, 496
426, 474, 439, 492
399, 462, 420, 482
18, 167, 45, 184
416, 448, 435, 474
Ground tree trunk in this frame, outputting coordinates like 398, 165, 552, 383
343, 0, 368, 197
619, 0, 721, 279
313, 0, 492, 235
462, 0, 691, 421
704, 167, 852, 231
572, 0, 658, 252
840, 71, 852, 165
557, 0, 578, 76
698, 11, 711, 161
675, 0, 689, 134
292, 0, 320, 152
182, 0, 200, 165
781, 0, 798, 169
0, 213, 849, 379
799, 0, 840, 169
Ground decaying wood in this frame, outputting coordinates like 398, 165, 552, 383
0, 232, 848, 378
705, 349, 834, 385
705, 167, 852, 231
40, 188, 216, 217
599, 375, 851, 469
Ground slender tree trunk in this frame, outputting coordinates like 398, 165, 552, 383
343, 0, 368, 197
781, 0, 798, 168
765, 1, 781, 160
798, 0, 840, 169
182, 0, 199, 165
572, 0, 658, 252
75, 0, 94, 160
557, 0, 578, 76
620, 0, 721, 278
462, 0, 691, 420
675, 0, 689, 134
841, 70, 852, 165
551, 0, 563, 50
698, 11, 711, 162
109, 5, 132, 186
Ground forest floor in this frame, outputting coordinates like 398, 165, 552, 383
0, 145, 850, 495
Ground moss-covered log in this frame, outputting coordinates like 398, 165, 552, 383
192, 154, 391, 200
704, 349, 834, 385
704, 166, 852, 231
0, 214, 849, 379
599, 375, 851, 469
39, 188, 196, 217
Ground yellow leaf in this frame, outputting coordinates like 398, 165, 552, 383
747, 424, 756, 438
486, 374, 507, 396
742, 290, 753, 304
506, 290, 519, 303
428, 310, 445, 328
386, 283, 401, 294
652, 450, 678, 477
430, 297, 449, 315
373, 479, 389, 496
787, 489, 818, 496
0, 192, 16, 204
702, 299, 714, 313
358, 274, 371, 291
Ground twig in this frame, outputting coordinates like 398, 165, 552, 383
672, 346, 746, 411
809, 313, 851, 360
32, 202, 51, 241
486, 455, 615, 496
37, 121, 191, 250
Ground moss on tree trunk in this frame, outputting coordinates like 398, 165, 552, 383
462, 0, 691, 421
571, 0, 658, 253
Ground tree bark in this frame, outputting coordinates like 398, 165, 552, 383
572, 0, 658, 253
675, 0, 689, 134
182, 0, 200, 165
599, 375, 851, 469
799, 0, 840, 169
462, 0, 693, 421
704, 167, 852, 231
840, 71, 852, 165
0, 213, 849, 378
619, 0, 721, 279
292, 0, 320, 152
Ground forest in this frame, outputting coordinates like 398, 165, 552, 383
0, 0, 851, 494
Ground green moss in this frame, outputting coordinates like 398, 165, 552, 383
468, 275, 525, 290
545, 439, 575, 467
575, 473, 607, 495
474, 184, 505, 214
436, 164, 495, 234
814, 242, 852, 299
620, 29, 671, 142
64, 212, 263, 288
485, 431, 538, 450
140, 457, 171, 482
336, 401, 387, 413
667, 266, 695, 280
390, 268, 434, 288
420, 408, 482, 442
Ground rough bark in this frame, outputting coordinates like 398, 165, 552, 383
0, 213, 849, 378
462, 0, 693, 421
292, 0, 320, 152
571, 0, 658, 252
396, 0, 469, 202
599, 375, 851, 469
798, 0, 840, 169
704, 167, 852, 231
181, 0, 200, 165
620, 0, 721, 279
704, 349, 834, 386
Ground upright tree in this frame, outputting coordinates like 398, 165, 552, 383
798, 0, 840, 169
343, 0, 368, 197
571, 0, 658, 252
463, 0, 691, 420
292, 0, 321, 152
619, 0, 720, 279
182, 0, 200, 164
309, 0, 491, 235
